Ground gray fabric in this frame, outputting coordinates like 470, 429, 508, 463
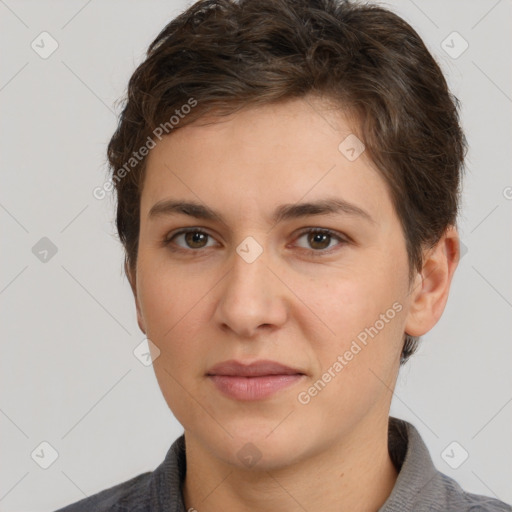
380, 418, 511, 511
55, 417, 511, 511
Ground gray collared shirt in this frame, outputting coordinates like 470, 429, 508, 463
55, 417, 511, 511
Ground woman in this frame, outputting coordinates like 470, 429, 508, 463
56, 0, 511, 510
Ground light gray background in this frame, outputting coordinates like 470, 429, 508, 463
1, 0, 511, 510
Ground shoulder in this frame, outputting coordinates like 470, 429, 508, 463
383, 418, 511, 512
53, 435, 186, 512
53, 470, 153, 512
430, 471, 512, 512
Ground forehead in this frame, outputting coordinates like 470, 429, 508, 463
140, 96, 394, 225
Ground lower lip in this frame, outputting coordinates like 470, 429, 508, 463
208, 374, 304, 401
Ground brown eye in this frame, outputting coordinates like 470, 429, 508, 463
308, 232, 331, 250
183, 231, 209, 248
294, 228, 348, 256
165, 229, 216, 251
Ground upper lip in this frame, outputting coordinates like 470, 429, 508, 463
206, 359, 305, 377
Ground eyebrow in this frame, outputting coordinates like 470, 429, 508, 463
148, 197, 375, 225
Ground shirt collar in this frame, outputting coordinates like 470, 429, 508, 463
378, 417, 439, 511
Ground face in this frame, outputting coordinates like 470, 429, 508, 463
130, 96, 421, 469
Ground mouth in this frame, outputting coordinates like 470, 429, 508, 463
206, 359, 305, 377
206, 359, 306, 401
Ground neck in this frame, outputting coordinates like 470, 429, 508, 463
182, 414, 398, 512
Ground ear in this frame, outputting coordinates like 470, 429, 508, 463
125, 260, 147, 335
404, 225, 460, 337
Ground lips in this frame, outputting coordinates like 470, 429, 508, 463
206, 360, 306, 401
206, 359, 305, 377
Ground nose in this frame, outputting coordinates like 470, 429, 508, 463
213, 242, 288, 339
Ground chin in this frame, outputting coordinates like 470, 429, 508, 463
206, 420, 309, 470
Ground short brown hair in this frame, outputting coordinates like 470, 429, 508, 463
107, 0, 467, 364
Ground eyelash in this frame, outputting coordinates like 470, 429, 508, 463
162, 227, 349, 257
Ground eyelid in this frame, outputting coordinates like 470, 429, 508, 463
294, 227, 350, 244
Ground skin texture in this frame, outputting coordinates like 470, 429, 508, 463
127, 95, 460, 512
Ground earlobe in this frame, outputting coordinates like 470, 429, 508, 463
404, 226, 460, 337
125, 260, 147, 335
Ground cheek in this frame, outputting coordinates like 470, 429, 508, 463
297, 282, 405, 429
137, 265, 210, 429
312, 266, 403, 335
138, 258, 205, 338
305, 265, 407, 382
137, 263, 210, 379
